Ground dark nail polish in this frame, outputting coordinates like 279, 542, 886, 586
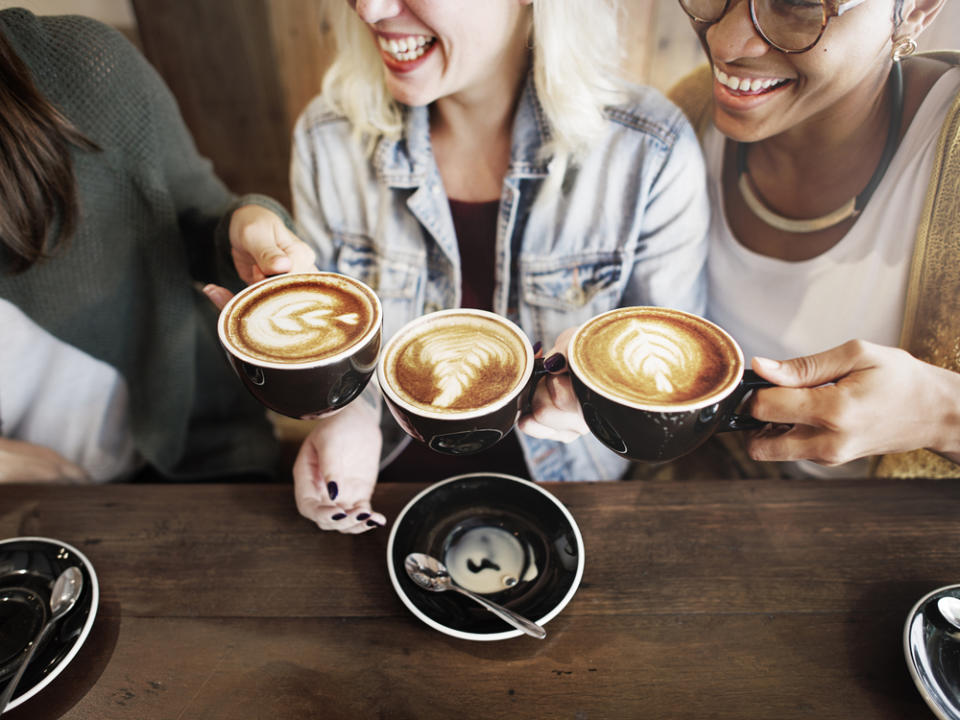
544, 353, 566, 373
366, 519, 383, 527
327, 481, 339, 500
331, 512, 347, 520
356, 512, 370, 521
532, 341, 543, 355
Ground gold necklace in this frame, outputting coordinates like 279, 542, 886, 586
736, 61, 904, 234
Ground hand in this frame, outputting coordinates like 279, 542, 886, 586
746, 339, 960, 466
292, 400, 386, 533
228, 204, 316, 285
0, 438, 90, 483
518, 327, 590, 443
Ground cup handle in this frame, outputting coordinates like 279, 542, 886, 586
520, 357, 548, 416
721, 369, 775, 432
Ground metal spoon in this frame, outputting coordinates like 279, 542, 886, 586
404, 552, 546, 639
937, 596, 960, 635
0, 566, 83, 713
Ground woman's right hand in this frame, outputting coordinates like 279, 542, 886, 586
0, 438, 89, 483
292, 399, 387, 533
518, 327, 590, 443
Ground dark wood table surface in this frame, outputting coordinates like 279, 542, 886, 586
1, 478, 957, 719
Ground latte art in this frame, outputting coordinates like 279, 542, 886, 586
616, 319, 690, 396
383, 311, 529, 415
223, 274, 378, 365
571, 307, 741, 408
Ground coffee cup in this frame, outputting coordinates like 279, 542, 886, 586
566, 306, 772, 463
377, 309, 543, 456
217, 272, 382, 419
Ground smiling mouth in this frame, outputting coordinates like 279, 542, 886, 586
714, 66, 791, 95
377, 34, 437, 62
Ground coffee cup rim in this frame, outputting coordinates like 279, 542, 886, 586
217, 272, 382, 369
376, 308, 535, 421
568, 306, 745, 412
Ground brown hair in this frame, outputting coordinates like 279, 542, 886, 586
0, 30, 98, 273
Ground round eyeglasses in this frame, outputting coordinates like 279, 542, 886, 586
678, 0, 868, 53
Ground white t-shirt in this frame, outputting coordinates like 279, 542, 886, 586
0, 299, 139, 482
704, 67, 960, 477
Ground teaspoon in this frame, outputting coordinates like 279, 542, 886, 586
404, 552, 546, 639
0, 566, 83, 714
937, 595, 960, 636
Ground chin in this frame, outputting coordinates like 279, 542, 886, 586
712, 109, 769, 144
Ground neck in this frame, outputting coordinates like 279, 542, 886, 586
752, 65, 892, 184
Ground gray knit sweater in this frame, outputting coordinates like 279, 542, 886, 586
0, 9, 285, 480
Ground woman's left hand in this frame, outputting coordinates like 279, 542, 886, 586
228, 204, 316, 284
747, 339, 960, 466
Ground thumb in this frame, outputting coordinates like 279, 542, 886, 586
202, 284, 235, 311
752, 341, 868, 389
256, 243, 293, 275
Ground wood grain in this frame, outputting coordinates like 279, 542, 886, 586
0, 479, 956, 718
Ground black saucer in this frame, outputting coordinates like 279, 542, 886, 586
905, 584, 960, 720
387, 473, 584, 641
0, 538, 98, 710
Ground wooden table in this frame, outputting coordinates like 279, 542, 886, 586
1, 478, 957, 719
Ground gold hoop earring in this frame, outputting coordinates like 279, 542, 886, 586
892, 37, 918, 62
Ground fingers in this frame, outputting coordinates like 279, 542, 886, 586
746, 423, 859, 467
230, 206, 316, 282
518, 374, 588, 442
202, 284, 235, 311
751, 339, 879, 389
292, 438, 385, 534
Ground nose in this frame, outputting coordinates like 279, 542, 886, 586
352, 0, 404, 24
705, 0, 770, 63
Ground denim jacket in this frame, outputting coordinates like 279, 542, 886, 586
291, 73, 709, 482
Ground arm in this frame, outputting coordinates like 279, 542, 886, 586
292, 390, 386, 533
747, 340, 960, 466
0, 438, 89, 483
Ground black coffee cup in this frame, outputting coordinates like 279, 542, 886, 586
217, 272, 382, 420
566, 306, 772, 463
377, 309, 545, 456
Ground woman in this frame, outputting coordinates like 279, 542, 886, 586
0, 9, 313, 483
280, 0, 710, 532
664, 0, 960, 478
525, 0, 960, 480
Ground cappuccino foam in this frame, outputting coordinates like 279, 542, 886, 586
571, 307, 741, 408
223, 274, 377, 365
383, 312, 528, 415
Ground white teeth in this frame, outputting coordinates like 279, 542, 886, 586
378, 34, 435, 62
714, 66, 786, 93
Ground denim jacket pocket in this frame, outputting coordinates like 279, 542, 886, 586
522, 254, 624, 312
520, 254, 626, 345
335, 236, 422, 301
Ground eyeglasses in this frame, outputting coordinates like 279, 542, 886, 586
677, 0, 868, 53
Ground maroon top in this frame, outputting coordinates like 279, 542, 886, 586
378, 199, 530, 484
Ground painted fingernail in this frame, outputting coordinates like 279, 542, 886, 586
327, 481, 339, 500
356, 512, 370, 521
544, 353, 566, 373
533, 341, 543, 355
331, 512, 347, 520
366, 519, 384, 527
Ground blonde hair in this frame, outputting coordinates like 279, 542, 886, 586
320, 0, 625, 163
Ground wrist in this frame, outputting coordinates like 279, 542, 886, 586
927, 365, 960, 457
